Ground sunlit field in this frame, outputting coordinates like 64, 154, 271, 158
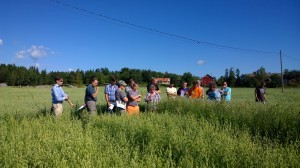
0, 86, 299, 167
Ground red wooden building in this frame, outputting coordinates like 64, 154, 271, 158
201, 74, 214, 86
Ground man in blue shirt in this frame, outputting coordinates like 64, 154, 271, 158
105, 77, 118, 113
85, 77, 99, 115
51, 76, 73, 117
220, 82, 231, 101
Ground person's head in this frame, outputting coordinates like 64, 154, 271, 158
55, 76, 64, 86
117, 80, 127, 89
211, 82, 217, 90
132, 83, 139, 91
197, 80, 201, 86
151, 78, 157, 85
260, 81, 265, 87
110, 77, 116, 85
129, 79, 135, 85
193, 80, 198, 86
223, 81, 228, 88
169, 82, 174, 87
149, 85, 156, 93
182, 82, 187, 88
209, 82, 217, 90
91, 77, 98, 87
128, 79, 135, 88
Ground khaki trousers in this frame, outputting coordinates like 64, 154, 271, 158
52, 103, 63, 117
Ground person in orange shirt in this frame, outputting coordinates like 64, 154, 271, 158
188, 80, 203, 99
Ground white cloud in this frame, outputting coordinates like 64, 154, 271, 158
16, 50, 27, 59
196, 60, 205, 65
27, 45, 49, 59
68, 68, 74, 72
0, 39, 3, 46
16, 45, 53, 59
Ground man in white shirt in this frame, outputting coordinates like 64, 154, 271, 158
166, 82, 177, 99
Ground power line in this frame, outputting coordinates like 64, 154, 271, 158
51, 0, 300, 61
282, 54, 300, 62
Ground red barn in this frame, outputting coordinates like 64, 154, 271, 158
201, 74, 214, 86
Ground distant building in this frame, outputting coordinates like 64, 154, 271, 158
201, 74, 214, 86
155, 78, 170, 85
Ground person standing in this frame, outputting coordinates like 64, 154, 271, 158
197, 79, 205, 98
147, 78, 161, 94
105, 77, 118, 113
127, 83, 142, 115
177, 81, 189, 98
206, 82, 221, 101
125, 79, 135, 94
255, 81, 267, 103
84, 77, 99, 115
188, 80, 203, 99
166, 82, 177, 99
115, 80, 128, 115
220, 82, 231, 101
51, 76, 73, 117
145, 85, 161, 112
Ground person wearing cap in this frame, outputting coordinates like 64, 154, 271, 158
105, 77, 118, 113
115, 80, 128, 115
166, 82, 177, 99
84, 77, 99, 115
127, 83, 142, 115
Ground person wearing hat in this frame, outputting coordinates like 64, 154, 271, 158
115, 80, 128, 115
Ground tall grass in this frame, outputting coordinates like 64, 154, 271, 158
0, 87, 299, 167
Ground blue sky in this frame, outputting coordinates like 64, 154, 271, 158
0, 0, 299, 78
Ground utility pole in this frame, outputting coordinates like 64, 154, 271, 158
280, 50, 284, 93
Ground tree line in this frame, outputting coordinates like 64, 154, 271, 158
0, 64, 299, 87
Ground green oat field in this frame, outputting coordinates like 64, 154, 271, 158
0, 86, 299, 167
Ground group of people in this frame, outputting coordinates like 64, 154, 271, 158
51, 76, 266, 117
167, 80, 232, 101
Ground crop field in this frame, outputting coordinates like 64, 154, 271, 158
0, 86, 299, 167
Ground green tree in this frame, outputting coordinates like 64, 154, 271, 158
75, 69, 83, 87
181, 72, 194, 86
228, 67, 236, 87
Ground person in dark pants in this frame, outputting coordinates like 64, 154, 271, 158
105, 77, 118, 113
255, 81, 267, 103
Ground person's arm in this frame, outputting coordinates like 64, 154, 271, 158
254, 88, 258, 100
53, 87, 67, 101
92, 87, 99, 98
145, 93, 152, 102
129, 94, 141, 100
177, 88, 181, 96
156, 85, 161, 94
120, 92, 128, 102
